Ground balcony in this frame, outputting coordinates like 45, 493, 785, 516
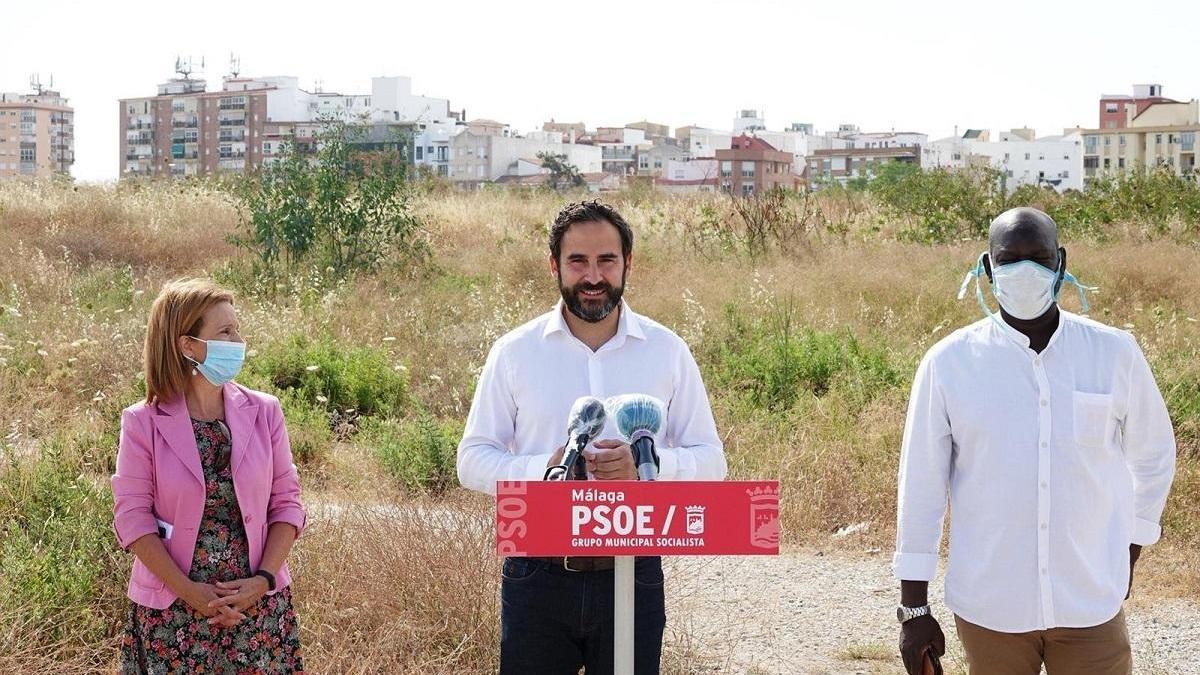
172, 119, 199, 129
219, 133, 246, 143
218, 101, 246, 111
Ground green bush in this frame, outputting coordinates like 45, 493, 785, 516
872, 165, 1009, 244
276, 390, 334, 467
231, 119, 426, 284
365, 415, 461, 493
246, 334, 408, 418
0, 438, 125, 646
706, 303, 903, 412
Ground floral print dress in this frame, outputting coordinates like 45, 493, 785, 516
119, 418, 304, 674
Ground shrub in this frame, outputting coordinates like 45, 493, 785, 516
365, 414, 461, 493
706, 303, 902, 412
873, 165, 1009, 244
0, 437, 125, 648
246, 334, 408, 419
232, 120, 427, 285
276, 390, 334, 467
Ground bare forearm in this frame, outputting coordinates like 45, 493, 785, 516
258, 522, 298, 576
901, 580, 929, 607
128, 534, 192, 595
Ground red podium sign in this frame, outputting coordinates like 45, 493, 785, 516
495, 480, 779, 556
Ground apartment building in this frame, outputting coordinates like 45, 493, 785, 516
715, 135, 795, 195
120, 70, 455, 179
1099, 84, 1178, 130
0, 86, 74, 178
636, 143, 687, 177
922, 128, 1083, 192
449, 129, 602, 184
1079, 99, 1200, 183
675, 126, 733, 159
808, 146, 921, 187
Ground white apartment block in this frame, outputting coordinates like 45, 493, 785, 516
1081, 100, 1200, 183
923, 128, 1085, 192
676, 126, 733, 159
449, 129, 602, 183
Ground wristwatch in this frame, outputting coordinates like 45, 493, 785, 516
897, 604, 930, 623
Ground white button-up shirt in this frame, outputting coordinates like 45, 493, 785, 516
893, 311, 1176, 632
457, 301, 727, 495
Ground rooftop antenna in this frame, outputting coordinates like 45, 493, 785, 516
175, 55, 205, 80
229, 53, 241, 78
29, 73, 45, 95
314, 79, 324, 93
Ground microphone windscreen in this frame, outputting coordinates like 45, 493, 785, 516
608, 394, 665, 440
566, 396, 607, 439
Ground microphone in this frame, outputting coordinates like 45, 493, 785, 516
609, 394, 664, 481
544, 396, 607, 481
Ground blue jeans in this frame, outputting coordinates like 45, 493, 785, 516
499, 556, 666, 675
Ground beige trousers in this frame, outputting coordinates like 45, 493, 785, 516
953, 610, 1132, 675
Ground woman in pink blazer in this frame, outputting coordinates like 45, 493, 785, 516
112, 278, 307, 673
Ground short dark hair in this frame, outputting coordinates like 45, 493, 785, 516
548, 200, 633, 261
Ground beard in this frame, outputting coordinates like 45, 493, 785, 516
560, 274, 625, 323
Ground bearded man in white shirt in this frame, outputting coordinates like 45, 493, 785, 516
893, 207, 1176, 675
458, 200, 727, 674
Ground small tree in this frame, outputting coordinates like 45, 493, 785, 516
537, 151, 585, 191
233, 120, 425, 284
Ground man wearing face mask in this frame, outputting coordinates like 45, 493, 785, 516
457, 200, 727, 674
892, 208, 1176, 675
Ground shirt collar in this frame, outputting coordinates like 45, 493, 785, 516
542, 299, 646, 342
989, 307, 1071, 353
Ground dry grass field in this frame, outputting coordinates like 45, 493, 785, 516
1, 179, 1197, 672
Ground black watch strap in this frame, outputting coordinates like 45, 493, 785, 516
254, 569, 277, 591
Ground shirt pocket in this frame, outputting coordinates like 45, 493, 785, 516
1072, 391, 1114, 448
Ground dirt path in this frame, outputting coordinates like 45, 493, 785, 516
665, 549, 1200, 675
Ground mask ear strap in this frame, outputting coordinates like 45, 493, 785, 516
1062, 271, 1099, 315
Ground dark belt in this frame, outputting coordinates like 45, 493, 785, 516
527, 556, 616, 572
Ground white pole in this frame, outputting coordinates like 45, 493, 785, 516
614, 555, 636, 675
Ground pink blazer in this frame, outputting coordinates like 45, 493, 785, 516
111, 382, 307, 609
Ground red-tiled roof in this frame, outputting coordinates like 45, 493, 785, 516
728, 134, 778, 151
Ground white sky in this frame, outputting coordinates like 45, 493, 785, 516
4, 0, 1199, 182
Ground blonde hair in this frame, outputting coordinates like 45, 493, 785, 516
143, 278, 235, 405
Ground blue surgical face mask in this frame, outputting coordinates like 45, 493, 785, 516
185, 336, 246, 386
958, 251, 1096, 324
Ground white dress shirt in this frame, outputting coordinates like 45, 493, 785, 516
457, 300, 727, 495
893, 311, 1176, 633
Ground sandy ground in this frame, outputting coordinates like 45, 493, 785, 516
665, 549, 1200, 675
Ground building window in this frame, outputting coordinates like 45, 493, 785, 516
1024, 153, 1031, 160
1084, 157, 1099, 169
720, 160, 732, 178
741, 184, 754, 196
1117, 158, 1125, 169
1156, 134, 1162, 144
1105, 102, 1119, 113
19, 148, 35, 162
415, 146, 423, 160
1103, 158, 1110, 169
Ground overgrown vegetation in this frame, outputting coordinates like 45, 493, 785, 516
2, 178, 1200, 672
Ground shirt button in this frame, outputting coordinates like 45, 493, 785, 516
1034, 357, 1042, 365
1041, 442, 1048, 448
1040, 481, 1048, 489
1040, 399, 1048, 406
1040, 523, 1048, 530
1041, 568, 1048, 574
244, 514, 253, 523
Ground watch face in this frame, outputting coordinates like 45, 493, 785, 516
897, 606, 907, 622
